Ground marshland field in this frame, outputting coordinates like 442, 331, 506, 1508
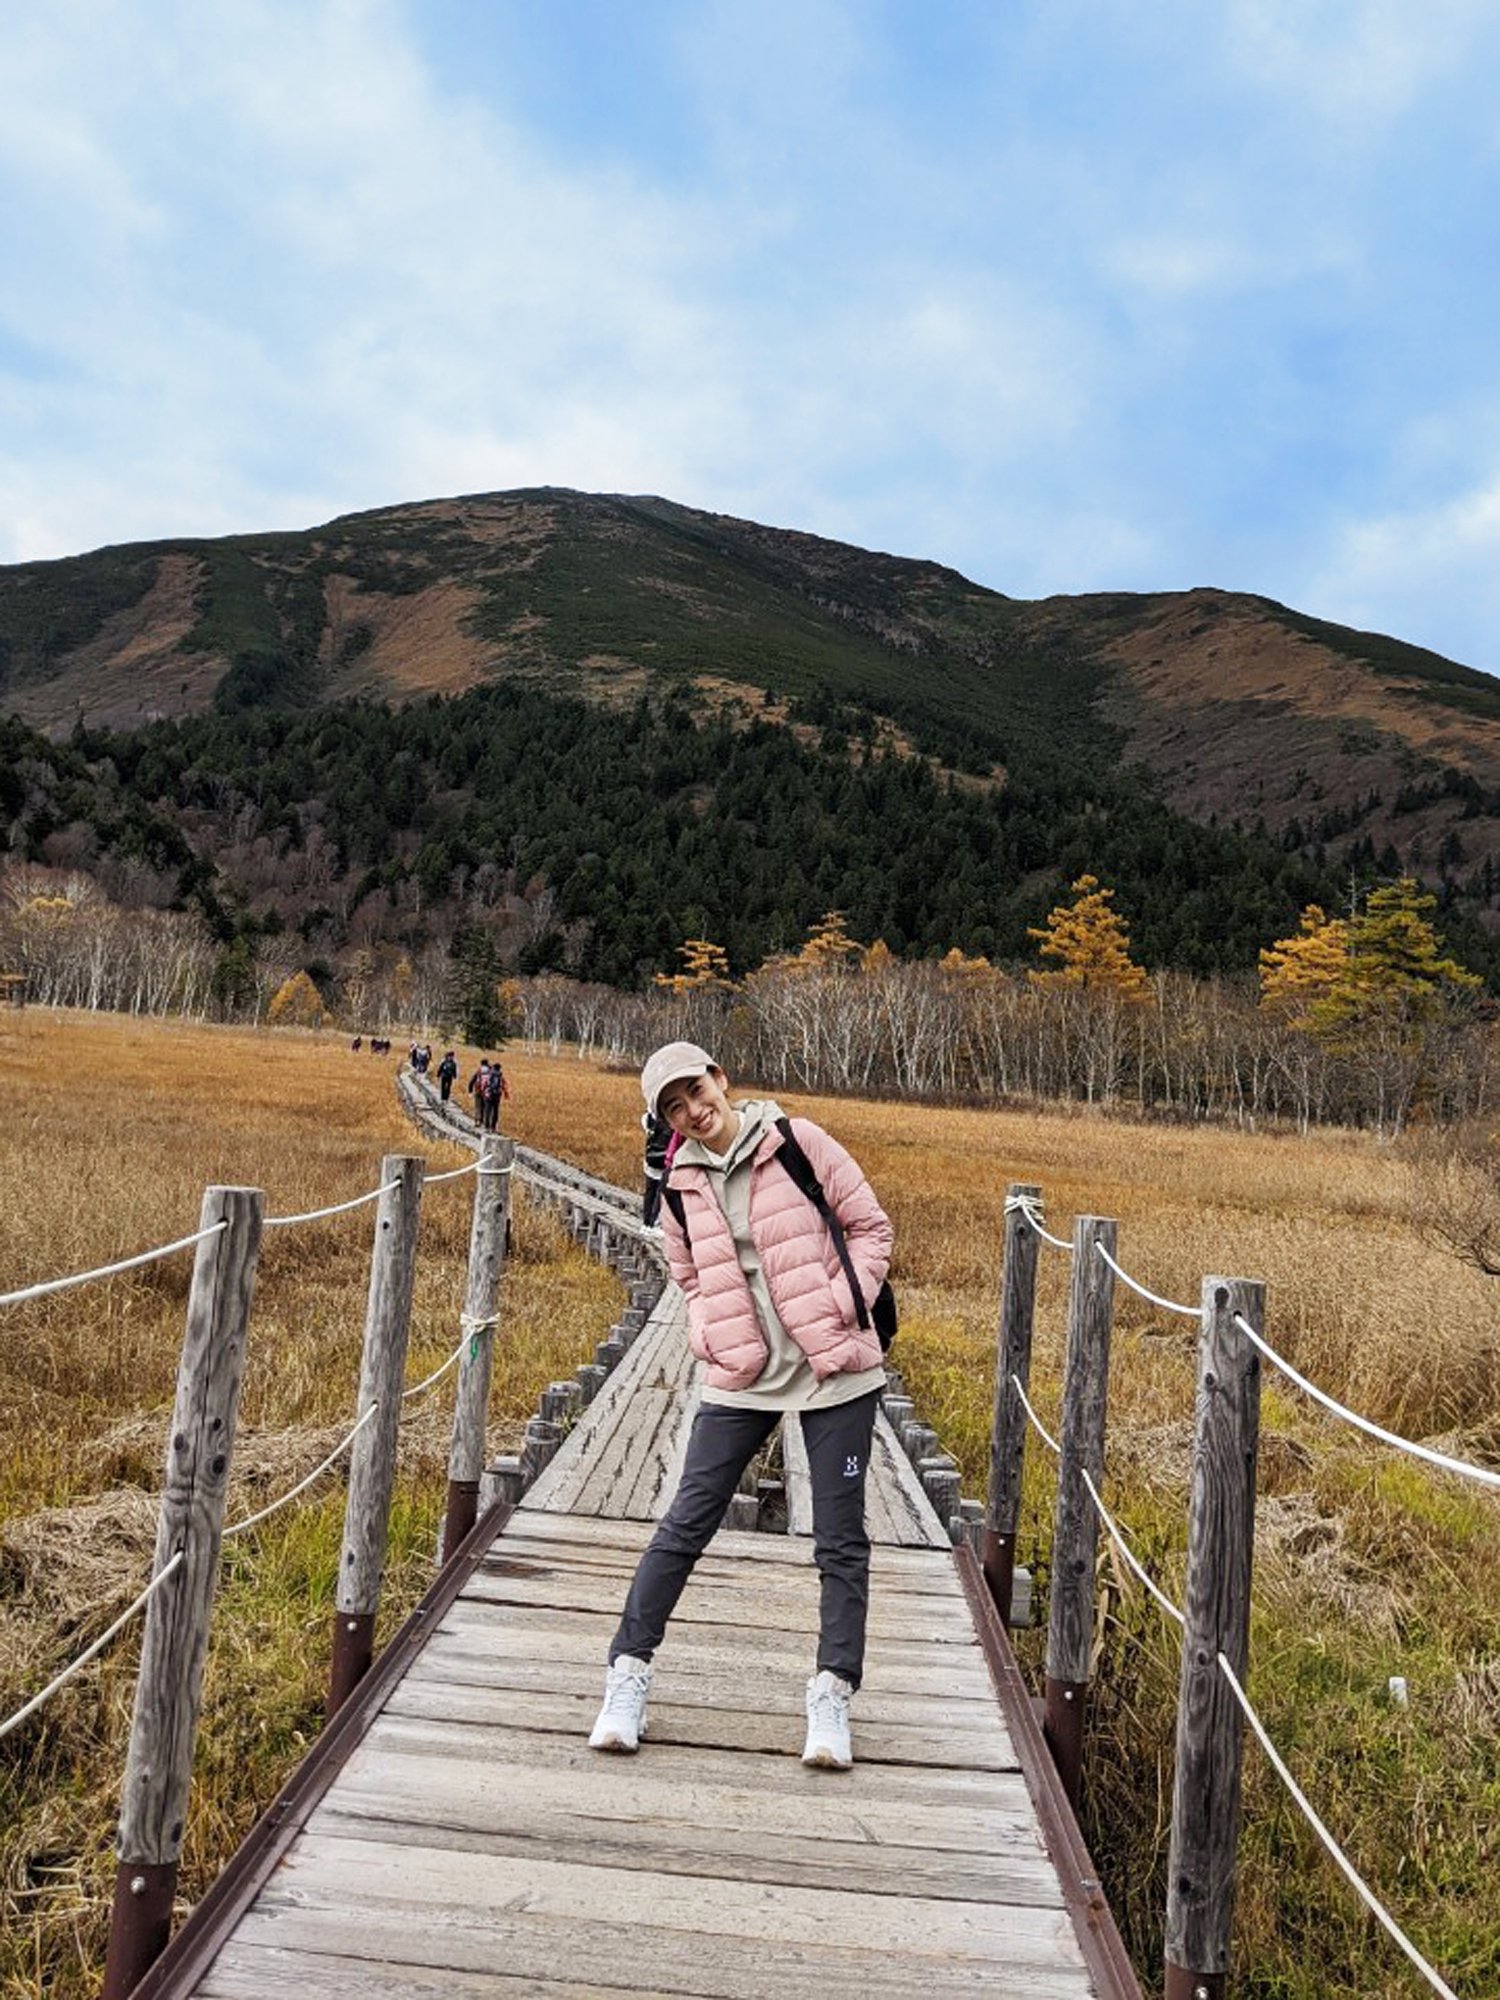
2, 1011, 1498, 1998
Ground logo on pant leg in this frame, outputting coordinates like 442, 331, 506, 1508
844, 1454, 860, 1478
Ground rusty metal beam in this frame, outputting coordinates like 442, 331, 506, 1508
953, 1541, 1144, 2000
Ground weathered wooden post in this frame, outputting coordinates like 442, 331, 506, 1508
103, 1187, 263, 2000
442, 1135, 512, 1560
328, 1155, 425, 1716
1044, 1213, 1117, 1806
1164, 1278, 1264, 2000
984, 1181, 1042, 1626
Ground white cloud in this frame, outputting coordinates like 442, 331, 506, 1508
1303, 475, 1500, 672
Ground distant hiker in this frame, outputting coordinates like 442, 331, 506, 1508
479, 1059, 505, 1131
437, 1050, 458, 1102
467, 1059, 490, 1123
588, 1042, 892, 1773
351, 1035, 363, 1052
640, 1110, 679, 1228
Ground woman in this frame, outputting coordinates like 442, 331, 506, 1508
589, 1041, 892, 1770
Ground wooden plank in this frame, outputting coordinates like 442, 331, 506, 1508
361, 1710, 1020, 1807
201, 1941, 645, 2000
228, 1901, 1095, 2000
495, 1509, 968, 1577
263, 1835, 1092, 1966
568, 1302, 687, 1512
628, 1335, 699, 1520
307, 1806, 1059, 1909
457, 1571, 980, 1641
521, 1300, 680, 1513
309, 1755, 1060, 1905
379, 1679, 1016, 1770
474, 1539, 979, 1606
441, 1595, 987, 1664
426, 1608, 1001, 1702
870, 1408, 952, 1547
402, 1645, 1003, 1730
333, 1737, 1036, 1848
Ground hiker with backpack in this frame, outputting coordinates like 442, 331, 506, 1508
589, 1041, 893, 1772
479, 1059, 506, 1131
437, 1049, 459, 1102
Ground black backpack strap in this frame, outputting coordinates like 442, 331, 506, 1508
662, 1184, 688, 1240
773, 1118, 871, 1333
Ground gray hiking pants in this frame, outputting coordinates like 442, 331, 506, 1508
608, 1390, 880, 1690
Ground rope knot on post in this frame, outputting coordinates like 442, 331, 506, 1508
460, 1309, 500, 1359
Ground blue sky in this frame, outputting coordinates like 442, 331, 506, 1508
3, 0, 1499, 670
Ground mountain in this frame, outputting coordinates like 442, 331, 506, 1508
4, 488, 1499, 983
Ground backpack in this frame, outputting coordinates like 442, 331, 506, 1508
662, 1117, 897, 1352
482, 1066, 504, 1102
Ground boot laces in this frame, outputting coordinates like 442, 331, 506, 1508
808, 1679, 849, 1729
602, 1663, 650, 1717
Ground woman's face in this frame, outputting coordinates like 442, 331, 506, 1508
658, 1068, 739, 1152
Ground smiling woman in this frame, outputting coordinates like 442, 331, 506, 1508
587, 1037, 893, 1771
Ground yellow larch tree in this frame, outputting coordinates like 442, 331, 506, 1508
655, 937, 735, 995
1028, 875, 1149, 999
266, 970, 326, 1027
1258, 906, 1349, 1028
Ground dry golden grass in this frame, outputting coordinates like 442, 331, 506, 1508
0, 1011, 622, 2000
4, 1020, 1498, 1997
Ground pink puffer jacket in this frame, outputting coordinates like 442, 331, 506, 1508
662, 1116, 893, 1392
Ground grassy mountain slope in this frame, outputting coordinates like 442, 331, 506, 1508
5, 487, 1500, 975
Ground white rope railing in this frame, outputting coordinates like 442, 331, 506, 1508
0, 1551, 185, 1741
222, 1404, 379, 1537
1012, 1374, 1464, 1995
0, 1223, 228, 1309
1005, 1190, 1073, 1251
399, 1329, 472, 1403
263, 1177, 403, 1227
1234, 1315, 1500, 1492
1081, 1467, 1188, 1629
4, 1151, 485, 1301
1009, 1371, 1062, 1456
1015, 1378, 1462, 1991
1095, 1243, 1199, 1318
1010, 1373, 1185, 1626
1216, 1654, 1460, 2000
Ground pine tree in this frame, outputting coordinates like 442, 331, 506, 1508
1028, 876, 1149, 998
1309, 878, 1480, 1040
448, 924, 507, 1046
1259, 905, 1349, 1027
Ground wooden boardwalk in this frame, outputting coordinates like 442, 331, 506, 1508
197, 1514, 1093, 1999
140, 1137, 1126, 2000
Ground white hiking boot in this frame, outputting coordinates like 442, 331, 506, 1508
802, 1669, 854, 1769
588, 1654, 653, 1752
